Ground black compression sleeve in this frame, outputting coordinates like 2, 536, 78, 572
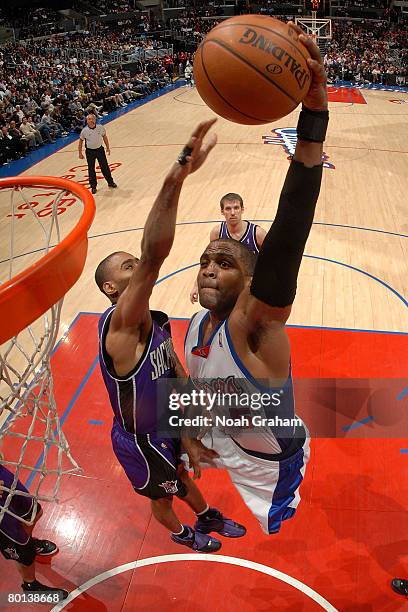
250, 160, 323, 308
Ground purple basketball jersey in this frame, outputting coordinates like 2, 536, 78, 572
98, 308, 177, 435
219, 221, 260, 254
0, 465, 34, 544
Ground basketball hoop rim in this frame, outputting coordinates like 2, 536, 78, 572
0, 176, 95, 344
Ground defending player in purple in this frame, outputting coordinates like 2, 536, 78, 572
95, 120, 246, 553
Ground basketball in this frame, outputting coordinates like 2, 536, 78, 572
193, 15, 312, 125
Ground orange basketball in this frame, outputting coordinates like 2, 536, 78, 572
193, 15, 312, 125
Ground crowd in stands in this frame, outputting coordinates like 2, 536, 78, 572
0, 29, 175, 167
94, 0, 138, 14
0, 7, 67, 39
331, 0, 389, 18
170, 11, 221, 42
0, 4, 407, 166
72, 0, 138, 15
324, 20, 407, 85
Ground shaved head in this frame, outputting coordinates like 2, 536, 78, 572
95, 251, 139, 303
95, 252, 122, 293
207, 238, 257, 276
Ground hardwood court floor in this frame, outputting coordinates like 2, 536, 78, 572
0, 84, 407, 610
1, 85, 407, 333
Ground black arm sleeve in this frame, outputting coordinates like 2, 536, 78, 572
250, 160, 323, 308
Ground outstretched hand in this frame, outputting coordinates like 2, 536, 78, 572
169, 118, 218, 183
288, 22, 328, 112
181, 436, 219, 480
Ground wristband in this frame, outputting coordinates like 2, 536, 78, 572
177, 146, 193, 165
297, 105, 329, 143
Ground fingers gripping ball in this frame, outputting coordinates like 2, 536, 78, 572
194, 15, 312, 125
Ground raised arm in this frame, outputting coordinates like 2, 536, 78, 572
229, 26, 328, 380
108, 120, 217, 345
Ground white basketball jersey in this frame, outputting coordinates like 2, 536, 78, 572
185, 309, 299, 455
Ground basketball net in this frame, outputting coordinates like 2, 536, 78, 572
0, 180, 93, 527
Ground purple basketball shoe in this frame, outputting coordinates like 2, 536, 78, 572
171, 526, 221, 552
195, 508, 246, 538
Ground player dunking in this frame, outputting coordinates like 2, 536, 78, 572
183, 25, 329, 534
190, 193, 266, 303
95, 120, 246, 553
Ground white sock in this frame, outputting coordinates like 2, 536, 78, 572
196, 504, 209, 517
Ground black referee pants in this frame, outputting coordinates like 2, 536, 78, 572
86, 146, 114, 189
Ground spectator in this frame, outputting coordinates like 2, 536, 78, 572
20, 117, 43, 147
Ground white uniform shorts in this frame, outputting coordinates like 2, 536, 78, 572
183, 430, 310, 535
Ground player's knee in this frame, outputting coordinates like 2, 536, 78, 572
151, 496, 172, 508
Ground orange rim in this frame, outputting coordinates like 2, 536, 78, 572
0, 176, 95, 344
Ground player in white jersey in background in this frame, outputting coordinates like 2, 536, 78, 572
182, 24, 329, 535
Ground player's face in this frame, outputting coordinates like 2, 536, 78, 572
221, 200, 243, 226
105, 252, 139, 299
198, 243, 246, 315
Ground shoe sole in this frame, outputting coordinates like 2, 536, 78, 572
195, 545, 222, 553
391, 583, 408, 596
172, 539, 222, 553
36, 546, 59, 556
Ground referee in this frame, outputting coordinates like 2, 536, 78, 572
78, 114, 117, 195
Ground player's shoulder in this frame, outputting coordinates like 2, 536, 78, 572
255, 224, 267, 245
184, 310, 208, 351
210, 223, 222, 240
186, 309, 207, 333
98, 305, 116, 333
150, 309, 170, 327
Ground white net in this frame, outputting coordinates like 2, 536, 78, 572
0, 183, 84, 527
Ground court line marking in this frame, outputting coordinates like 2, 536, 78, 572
304, 254, 408, 309
397, 385, 408, 401
1, 219, 406, 268
57, 140, 408, 155
174, 89, 408, 117
50, 553, 337, 611
342, 416, 374, 432
154, 256, 408, 310
25, 355, 99, 488
159, 315, 408, 335
0, 311, 89, 435
70, 311, 408, 336
87, 218, 408, 240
